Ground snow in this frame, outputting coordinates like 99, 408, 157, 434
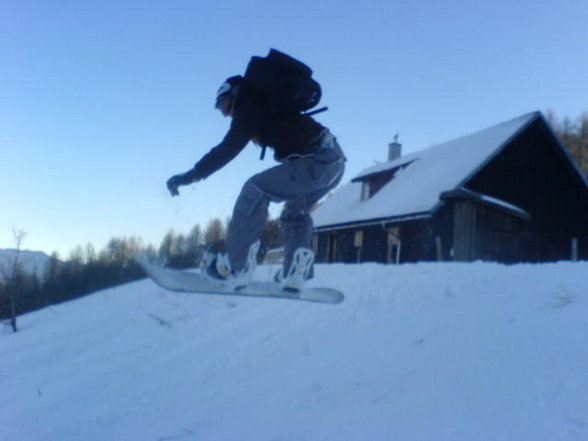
313, 112, 539, 228
479, 193, 530, 218
2, 260, 588, 440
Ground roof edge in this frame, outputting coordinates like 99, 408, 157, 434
455, 111, 542, 190
441, 188, 531, 220
313, 212, 432, 232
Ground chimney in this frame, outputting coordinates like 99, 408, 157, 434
388, 133, 402, 161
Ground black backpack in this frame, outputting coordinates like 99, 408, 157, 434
243, 49, 324, 115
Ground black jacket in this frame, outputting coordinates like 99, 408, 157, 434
191, 85, 326, 181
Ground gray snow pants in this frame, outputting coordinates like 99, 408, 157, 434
226, 131, 345, 275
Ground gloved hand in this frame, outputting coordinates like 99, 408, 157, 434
166, 169, 199, 197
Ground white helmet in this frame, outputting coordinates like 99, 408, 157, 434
215, 75, 243, 107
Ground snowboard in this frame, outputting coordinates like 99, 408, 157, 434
135, 254, 344, 305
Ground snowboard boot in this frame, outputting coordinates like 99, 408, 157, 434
281, 247, 315, 293
200, 251, 214, 273
200, 241, 260, 289
200, 250, 229, 279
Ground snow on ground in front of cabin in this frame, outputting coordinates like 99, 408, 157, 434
1, 261, 588, 441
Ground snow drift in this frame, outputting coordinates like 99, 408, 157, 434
1, 261, 587, 441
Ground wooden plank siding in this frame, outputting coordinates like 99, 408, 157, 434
452, 200, 524, 262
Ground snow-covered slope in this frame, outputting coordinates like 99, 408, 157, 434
0, 249, 51, 280
1, 262, 587, 441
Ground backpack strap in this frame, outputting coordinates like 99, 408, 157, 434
303, 106, 328, 117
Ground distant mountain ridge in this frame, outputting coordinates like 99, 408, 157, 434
0, 249, 51, 280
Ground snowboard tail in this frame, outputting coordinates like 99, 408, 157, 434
135, 254, 343, 305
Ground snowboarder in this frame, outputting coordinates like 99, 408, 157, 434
166, 64, 345, 291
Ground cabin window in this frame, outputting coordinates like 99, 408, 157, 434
358, 160, 417, 200
354, 230, 364, 247
361, 182, 371, 201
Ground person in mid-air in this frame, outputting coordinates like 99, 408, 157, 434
167, 52, 345, 292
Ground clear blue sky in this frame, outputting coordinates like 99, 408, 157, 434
2, 0, 587, 257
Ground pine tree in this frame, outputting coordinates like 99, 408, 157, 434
184, 225, 204, 267
549, 111, 588, 177
159, 229, 176, 263
204, 218, 226, 253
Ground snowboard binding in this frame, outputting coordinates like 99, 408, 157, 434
200, 241, 260, 289
277, 247, 315, 293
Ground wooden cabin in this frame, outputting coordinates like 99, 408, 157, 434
311, 112, 588, 264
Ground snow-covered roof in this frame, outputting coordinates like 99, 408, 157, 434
312, 112, 541, 229
440, 188, 530, 220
